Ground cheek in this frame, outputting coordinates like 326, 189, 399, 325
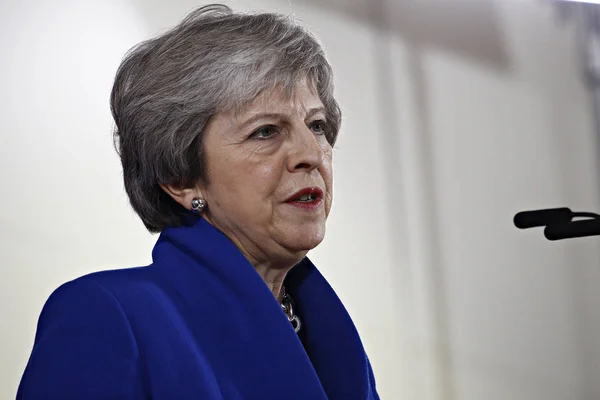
216, 159, 283, 208
322, 156, 334, 213
253, 162, 284, 198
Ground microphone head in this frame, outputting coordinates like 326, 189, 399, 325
514, 207, 572, 229
544, 219, 600, 241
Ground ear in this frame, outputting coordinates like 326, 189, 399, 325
160, 184, 204, 211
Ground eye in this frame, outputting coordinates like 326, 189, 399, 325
249, 125, 279, 140
309, 120, 328, 136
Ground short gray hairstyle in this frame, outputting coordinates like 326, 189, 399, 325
110, 4, 342, 233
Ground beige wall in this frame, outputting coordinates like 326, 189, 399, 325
2, 0, 600, 399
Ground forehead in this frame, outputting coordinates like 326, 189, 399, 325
205, 79, 326, 139
235, 78, 325, 119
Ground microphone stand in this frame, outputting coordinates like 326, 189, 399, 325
514, 207, 600, 240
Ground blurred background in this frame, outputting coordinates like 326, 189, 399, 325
2, 0, 600, 398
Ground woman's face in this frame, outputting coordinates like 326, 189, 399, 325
195, 79, 333, 267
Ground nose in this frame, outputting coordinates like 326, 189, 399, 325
286, 125, 325, 173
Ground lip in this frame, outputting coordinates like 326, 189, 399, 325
285, 187, 324, 203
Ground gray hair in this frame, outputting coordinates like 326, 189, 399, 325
110, 4, 342, 233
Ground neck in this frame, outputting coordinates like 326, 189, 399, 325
256, 266, 288, 302
252, 256, 306, 302
200, 216, 304, 302
244, 251, 305, 302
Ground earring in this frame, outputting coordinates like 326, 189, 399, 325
191, 198, 207, 214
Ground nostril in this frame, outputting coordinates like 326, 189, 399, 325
294, 162, 312, 170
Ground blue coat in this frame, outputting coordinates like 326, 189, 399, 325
17, 217, 380, 399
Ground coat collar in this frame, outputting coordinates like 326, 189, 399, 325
151, 216, 376, 399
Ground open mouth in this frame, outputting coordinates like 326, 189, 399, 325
286, 187, 324, 203
295, 193, 319, 202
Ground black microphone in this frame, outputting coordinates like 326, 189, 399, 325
544, 219, 600, 240
513, 207, 572, 229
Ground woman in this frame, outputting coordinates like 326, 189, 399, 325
17, 4, 379, 399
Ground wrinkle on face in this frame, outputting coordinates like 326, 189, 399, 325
192, 77, 334, 296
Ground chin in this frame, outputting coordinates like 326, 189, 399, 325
288, 224, 326, 252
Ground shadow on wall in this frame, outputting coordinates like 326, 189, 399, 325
296, 0, 512, 73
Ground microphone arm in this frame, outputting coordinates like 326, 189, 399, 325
514, 207, 600, 240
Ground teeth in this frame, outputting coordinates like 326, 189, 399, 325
298, 193, 313, 201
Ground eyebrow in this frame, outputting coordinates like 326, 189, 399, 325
239, 107, 327, 127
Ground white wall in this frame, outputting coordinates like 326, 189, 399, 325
2, 1, 599, 399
